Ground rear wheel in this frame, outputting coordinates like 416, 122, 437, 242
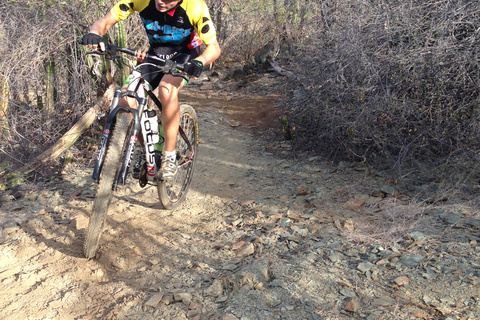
84, 113, 132, 259
157, 104, 198, 210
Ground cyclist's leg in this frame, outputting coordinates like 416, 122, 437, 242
156, 51, 198, 181
159, 50, 199, 153
158, 74, 184, 152
156, 74, 184, 180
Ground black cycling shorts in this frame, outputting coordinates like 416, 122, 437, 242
135, 47, 200, 90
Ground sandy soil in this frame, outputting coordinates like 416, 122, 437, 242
1, 73, 479, 320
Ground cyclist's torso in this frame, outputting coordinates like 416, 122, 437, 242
111, 0, 216, 59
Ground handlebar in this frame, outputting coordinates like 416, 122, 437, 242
85, 43, 186, 76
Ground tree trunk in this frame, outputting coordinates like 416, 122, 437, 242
268, 58, 298, 82
35, 84, 117, 164
1, 84, 117, 189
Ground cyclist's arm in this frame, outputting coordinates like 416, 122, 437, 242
195, 40, 221, 67
89, 13, 119, 50
90, 12, 118, 36
184, 0, 220, 66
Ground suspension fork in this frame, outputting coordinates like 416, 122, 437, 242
117, 99, 146, 186
92, 90, 145, 183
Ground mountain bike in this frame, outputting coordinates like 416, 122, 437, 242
83, 44, 198, 259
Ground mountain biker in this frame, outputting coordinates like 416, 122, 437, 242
81, 0, 221, 181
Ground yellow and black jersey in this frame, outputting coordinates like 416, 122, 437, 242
111, 0, 216, 57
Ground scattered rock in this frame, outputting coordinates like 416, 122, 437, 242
371, 190, 385, 198
235, 243, 255, 257
231, 241, 245, 251
297, 186, 310, 196
112, 257, 127, 270
205, 279, 224, 298
357, 261, 375, 273
174, 293, 192, 306
394, 276, 409, 286
145, 292, 164, 307
438, 212, 460, 225
344, 199, 365, 212
329, 252, 345, 263
344, 297, 361, 313
399, 255, 424, 268
228, 119, 241, 127
161, 294, 174, 305
187, 309, 201, 318
408, 231, 426, 241
343, 219, 355, 230
216, 295, 228, 303
372, 296, 397, 307
380, 186, 396, 194
229, 259, 269, 290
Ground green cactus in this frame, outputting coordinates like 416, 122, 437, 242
281, 116, 296, 140
117, 21, 128, 85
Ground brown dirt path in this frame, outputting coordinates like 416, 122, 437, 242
0, 74, 479, 320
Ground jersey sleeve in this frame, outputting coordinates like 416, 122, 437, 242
110, 0, 149, 21
185, 0, 217, 45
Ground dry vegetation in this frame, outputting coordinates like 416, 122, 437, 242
1, 0, 480, 189
283, 0, 480, 184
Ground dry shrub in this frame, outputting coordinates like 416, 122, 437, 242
0, 0, 304, 174
212, 0, 309, 63
284, 0, 480, 181
0, 0, 100, 167
0, 0, 145, 170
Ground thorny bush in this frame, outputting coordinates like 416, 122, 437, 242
284, 0, 480, 183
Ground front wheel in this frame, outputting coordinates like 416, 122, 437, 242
84, 113, 132, 259
157, 104, 198, 210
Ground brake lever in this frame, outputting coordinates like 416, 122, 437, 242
165, 61, 190, 81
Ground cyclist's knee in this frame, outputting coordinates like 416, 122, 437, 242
157, 88, 178, 105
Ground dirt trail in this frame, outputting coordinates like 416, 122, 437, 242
1, 74, 479, 320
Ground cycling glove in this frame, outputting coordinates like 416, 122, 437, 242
184, 60, 203, 78
81, 33, 105, 47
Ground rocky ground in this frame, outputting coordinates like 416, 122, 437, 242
0, 69, 480, 320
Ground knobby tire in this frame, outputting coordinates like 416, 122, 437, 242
157, 104, 198, 210
84, 113, 132, 259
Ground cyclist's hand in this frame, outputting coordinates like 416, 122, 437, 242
184, 60, 203, 78
81, 33, 106, 51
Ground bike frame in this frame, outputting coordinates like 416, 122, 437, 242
92, 68, 148, 185
92, 60, 195, 187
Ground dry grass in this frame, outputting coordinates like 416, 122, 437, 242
343, 195, 480, 250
